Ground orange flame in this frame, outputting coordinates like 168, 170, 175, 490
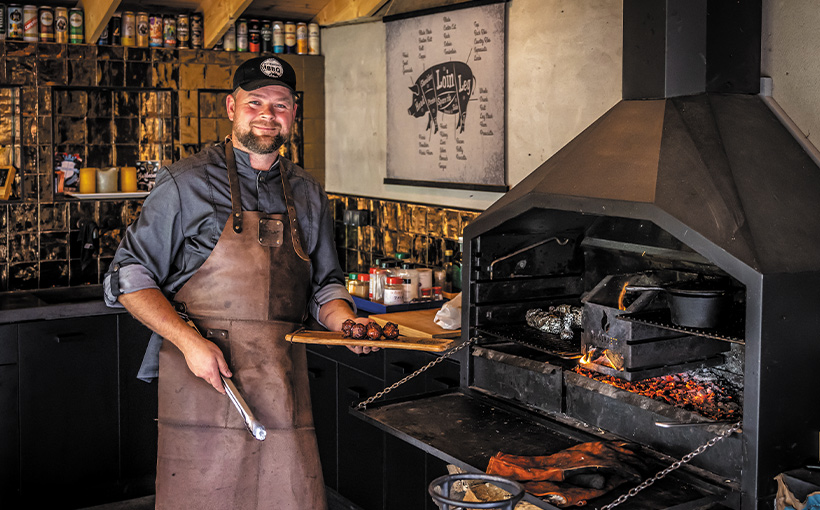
617, 282, 630, 310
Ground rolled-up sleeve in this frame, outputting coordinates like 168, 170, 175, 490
103, 166, 184, 307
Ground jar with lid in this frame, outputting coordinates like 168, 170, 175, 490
369, 266, 387, 303
347, 273, 358, 294
397, 262, 419, 303
354, 273, 370, 298
383, 277, 405, 306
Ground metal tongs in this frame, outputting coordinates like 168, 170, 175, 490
222, 376, 267, 441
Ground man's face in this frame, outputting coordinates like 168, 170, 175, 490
226, 85, 297, 155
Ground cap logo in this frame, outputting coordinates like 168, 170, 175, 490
259, 58, 284, 79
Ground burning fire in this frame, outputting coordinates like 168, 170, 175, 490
617, 282, 629, 311
572, 366, 741, 422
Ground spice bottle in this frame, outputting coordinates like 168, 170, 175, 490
383, 277, 404, 306
398, 262, 419, 303
355, 273, 370, 298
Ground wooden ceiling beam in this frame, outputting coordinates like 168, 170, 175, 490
200, 0, 254, 49
76, 0, 121, 44
314, 0, 390, 26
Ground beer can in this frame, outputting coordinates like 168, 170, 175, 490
260, 21, 272, 53
148, 15, 163, 47
0, 3, 6, 40
54, 6, 67, 43
308, 22, 320, 55
108, 12, 121, 45
272, 20, 284, 53
296, 22, 307, 54
190, 13, 202, 49
23, 4, 37, 42
69, 8, 83, 44
284, 21, 296, 54
248, 19, 260, 53
236, 18, 247, 52
176, 13, 189, 48
97, 19, 109, 45
163, 15, 176, 48
7, 4, 23, 40
38, 6, 53, 42
223, 22, 236, 52
213, 35, 223, 51
136, 12, 149, 47
121, 11, 135, 46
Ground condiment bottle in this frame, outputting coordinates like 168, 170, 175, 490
355, 273, 370, 298
398, 262, 419, 303
383, 277, 404, 306
347, 273, 358, 295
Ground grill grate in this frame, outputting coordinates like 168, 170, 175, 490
619, 310, 745, 345
478, 324, 582, 359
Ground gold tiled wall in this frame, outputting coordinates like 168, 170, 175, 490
328, 193, 480, 273
0, 40, 325, 291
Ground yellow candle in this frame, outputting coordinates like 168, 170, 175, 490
79, 167, 97, 194
120, 166, 138, 192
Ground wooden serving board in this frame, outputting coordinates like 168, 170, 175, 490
286, 330, 455, 352
368, 309, 461, 339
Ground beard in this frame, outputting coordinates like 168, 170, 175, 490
233, 122, 289, 155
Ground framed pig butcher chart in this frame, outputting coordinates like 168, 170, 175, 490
385, 1, 507, 192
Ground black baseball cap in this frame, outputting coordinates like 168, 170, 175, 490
233, 56, 297, 93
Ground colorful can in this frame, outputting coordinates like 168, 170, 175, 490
284, 21, 296, 54
190, 13, 202, 49
6, 4, 23, 40
54, 6, 67, 43
176, 13, 189, 48
248, 19, 260, 53
121, 11, 135, 46
272, 20, 283, 53
68, 8, 83, 44
163, 15, 176, 47
260, 21, 272, 53
308, 22, 320, 55
236, 18, 247, 52
295, 22, 307, 54
97, 19, 109, 45
22, 4, 37, 42
108, 12, 121, 45
136, 12, 148, 47
38, 6, 53, 42
148, 15, 163, 47
223, 22, 236, 51
0, 3, 6, 40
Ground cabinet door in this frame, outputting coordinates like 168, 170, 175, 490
18, 316, 119, 509
118, 314, 158, 497
307, 350, 338, 490
338, 365, 385, 510
0, 324, 19, 509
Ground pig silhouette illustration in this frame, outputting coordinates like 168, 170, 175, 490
408, 61, 475, 134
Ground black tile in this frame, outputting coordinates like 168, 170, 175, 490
9, 233, 38, 262
152, 48, 178, 62
86, 145, 114, 167
125, 47, 150, 62
67, 58, 96, 86
38, 86, 53, 114
88, 89, 113, 118
97, 45, 124, 60
0, 264, 7, 292
55, 117, 86, 145
37, 58, 67, 86
37, 42, 66, 58
22, 117, 37, 145
6, 56, 35, 85
69, 258, 98, 286
67, 44, 95, 60
54, 89, 87, 116
40, 202, 69, 232
21, 86, 37, 116
114, 117, 139, 143
114, 90, 139, 117
87, 118, 113, 145
39, 232, 69, 260
5, 41, 36, 57
22, 145, 37, 173
126, 61, 153, 88
37, 117, 53, 145
97, 60, 125, 87
115, 145, 138, 166
38, 174, 54, 202
9, 262, 38, 291
40, 260, 69, 287
68, 200, 98, 230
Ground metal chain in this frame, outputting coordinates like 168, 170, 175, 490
599, 421, 743, 510
355, 337, 478, 410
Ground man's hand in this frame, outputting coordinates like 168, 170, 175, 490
345, 317, 380, 355
118, 287, 232, 393
317, 299, 380, 354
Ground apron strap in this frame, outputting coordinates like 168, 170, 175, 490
224, 139, 244, 234
279, 160, 311, 262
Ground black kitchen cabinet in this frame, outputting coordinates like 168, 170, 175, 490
18, 315, 120, 509
117, 314, 158, 498
0, 324, 19, 510
307, 350, 339, 490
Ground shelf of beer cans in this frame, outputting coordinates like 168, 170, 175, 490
0, 4, 321, 55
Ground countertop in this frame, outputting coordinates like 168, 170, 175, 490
0, 285, 119, 324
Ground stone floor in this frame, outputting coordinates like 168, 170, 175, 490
78, 488, 363, 510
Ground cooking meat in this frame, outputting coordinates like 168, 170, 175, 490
366, 322, 383, 340
382, 322, 399, 339
341, 319, 356, 337
349, 323, 367, 339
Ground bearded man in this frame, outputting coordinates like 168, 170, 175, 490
104, 56, 370, 509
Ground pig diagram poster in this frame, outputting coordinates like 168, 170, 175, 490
385, 2, 506, 190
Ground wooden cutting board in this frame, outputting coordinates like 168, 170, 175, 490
368, 308, 461, 339
286, 330, 455, 352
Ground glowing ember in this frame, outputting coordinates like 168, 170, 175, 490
572, 366, 742, 422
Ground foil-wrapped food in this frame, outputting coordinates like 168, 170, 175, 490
526, 305, 583, 340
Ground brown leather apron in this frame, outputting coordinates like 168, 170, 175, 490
155, 141, 327, 510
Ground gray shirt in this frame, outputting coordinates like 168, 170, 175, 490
104, 143, 353, 381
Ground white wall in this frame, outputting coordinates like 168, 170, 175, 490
323, 0, 622, 210
324, 0, 820, 211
